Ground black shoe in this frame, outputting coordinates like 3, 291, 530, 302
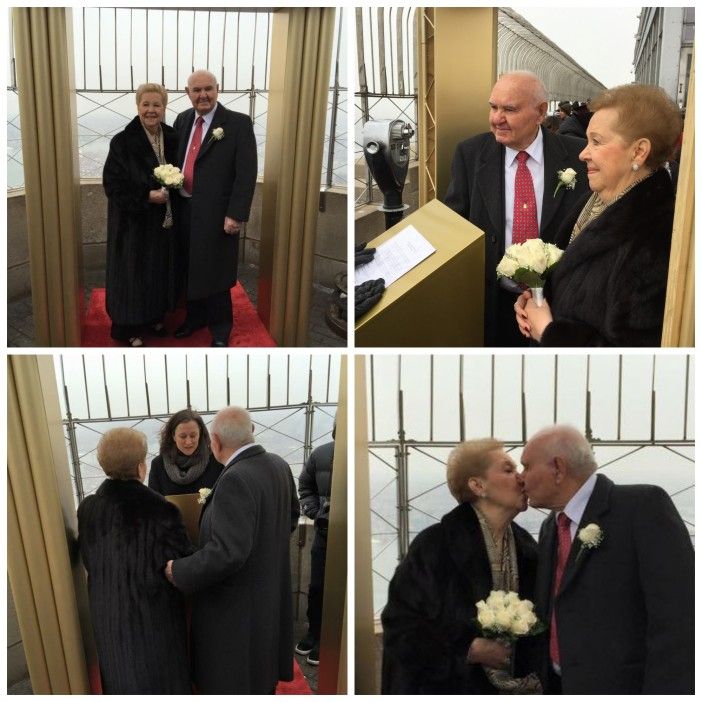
174, 323, 205, 339
295, 635, 315, 656
306, 644, 320, 666
211, 339, 228, 347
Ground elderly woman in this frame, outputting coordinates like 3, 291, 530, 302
77, 428, 193, 693
103, 83, 179, 347
148, 409, 224, 496
515, 84, 682, 346
381, 440, 541, 694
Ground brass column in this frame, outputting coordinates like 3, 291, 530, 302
418, 8, 498, 206
8, 356, 91, 693
318, 356, 348, 694
13, 8, 83, 346
259, 8, 336, 346
662, 52, 695, 346
354, 356, 377, 693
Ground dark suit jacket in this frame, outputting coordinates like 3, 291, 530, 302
172, 445, 300, 693
444, 127, 588, 346
535, 474, 694, 694
541, 168, 674, 346
174, 103, 257, 300
381, 503, 541, 694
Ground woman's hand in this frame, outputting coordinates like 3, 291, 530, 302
149, 188, 168, 205
466, 637, 511, 670
524, 298, 553, 343
514, 290, 532, 338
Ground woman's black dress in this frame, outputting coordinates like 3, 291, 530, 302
103, 116, 180, 337
77, 479, 193, 693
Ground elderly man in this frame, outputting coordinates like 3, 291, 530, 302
444, 71, 588, 347
174, 70, 258, 346
520, 426, 694, 694
165, 406, 299, 693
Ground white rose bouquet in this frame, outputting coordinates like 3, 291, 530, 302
153, 163, 185, 189
473, 590, 545, 694
496, 239, 564, 306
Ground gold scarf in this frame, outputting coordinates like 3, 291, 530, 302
144, 124, 173, 229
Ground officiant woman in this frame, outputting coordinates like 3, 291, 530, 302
515, 84, 682, 346
103, 83, 179, 347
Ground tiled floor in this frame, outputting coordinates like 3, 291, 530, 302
7, 264, 346, 349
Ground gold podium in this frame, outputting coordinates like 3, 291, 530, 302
355, 198, 485, 346
165, 493, 203, 545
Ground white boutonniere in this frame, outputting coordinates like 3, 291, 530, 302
554, 167, 577, 197
197, 487, 212, 505
575, 523, 603, 560
209, 127, 224, 143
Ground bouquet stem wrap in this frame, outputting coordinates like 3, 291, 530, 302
529, 287, 544, 307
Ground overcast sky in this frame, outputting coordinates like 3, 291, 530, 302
511, 6, 641, 87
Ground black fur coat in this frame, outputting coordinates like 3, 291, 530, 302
77, 479, 194, 693
381, 504, 540, 694
541, 168, 674, 346
103, 116, 180, 327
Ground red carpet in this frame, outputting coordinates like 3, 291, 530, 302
89, 659, 311, 694
82, 284, 276, 347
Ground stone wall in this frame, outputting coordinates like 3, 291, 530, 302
7, 181, 347, 301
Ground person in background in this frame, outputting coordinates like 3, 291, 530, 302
77, 428, 193, 693
295, 425, 335, 667
149, 408, 224, 496
103, 83, 179, 347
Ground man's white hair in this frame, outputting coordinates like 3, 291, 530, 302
532, 425, 597, 479
187, 69, 219, 87
212, 406, 254, 448
497, 70, 548, 104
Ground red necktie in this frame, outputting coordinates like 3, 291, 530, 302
549, 512, 572, 666
183, 116, 204, 195
512, 150, 539, 243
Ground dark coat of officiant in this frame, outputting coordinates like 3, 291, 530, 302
103, 83, 179, 347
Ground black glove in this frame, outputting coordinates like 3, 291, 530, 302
355, 278, 385, 317
355, 242, 376, 267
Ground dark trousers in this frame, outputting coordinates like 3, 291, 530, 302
185, 290, 233, 343
307, 530, 327, 640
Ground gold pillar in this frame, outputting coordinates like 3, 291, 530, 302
418, 8, 498, 206
318, 355, 348, 694
662, 52, 695, 347
8, 356, 91, 693
354, 356, 377, 693
258, 8, 336, 346
13, 8, 83, 346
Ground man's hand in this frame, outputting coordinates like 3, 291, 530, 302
224, 217, 242, 235
164, 559, 175, 585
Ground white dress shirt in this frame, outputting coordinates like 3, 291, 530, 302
558, 472, 598, 541
223, 441, 256, 469
504, 127, 545, 249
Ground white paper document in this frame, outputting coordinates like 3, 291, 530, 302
355, 225, 436, 288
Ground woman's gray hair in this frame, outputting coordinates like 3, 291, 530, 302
211, 406, 254, 448
446, 439, 504, 504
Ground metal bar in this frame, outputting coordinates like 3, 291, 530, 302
235, 11, 240, 91
459, 356, 464, 442
553, 355, 558, 423
370, 356, 376, 442
617, 356, 623, 440
102, 355, 112, 420
81, 357, 91, 419
368, 438, 694, 449
246, 355, 250, 409
143, 355, 151, 417
83, 7, 87, 91
325, 9, 342, 189
267, 355, 271, 409
651, 355, 656, 441
286, 356, 290, 407
396, 8, 405, 94
191, 9, 196, 73
98, 8, 104, 91
368, 9, 377, 94
490, 356, 495, 437
66, 417, 85, 503
683, 355, 690, 441
145, 8, 149, 84
205, 355, 210, 412
264, 12, 270, 92
130, 9, 134, 91
429, 355, 434, 442
521, 355, 526, 443
221, 9, 226, 87
164, 354, 170, 414
377, 8, 388, 95
206, 10, 212, 71
122, 355, 130, 418
226, 355, 231, 406
114, 8, 118, 90
176, 10, 179, 89
326, 356, 331, 404
186, 355, 191, 410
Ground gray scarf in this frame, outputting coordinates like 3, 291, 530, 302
161, 445, 211, 486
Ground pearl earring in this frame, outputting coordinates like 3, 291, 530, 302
632, 162, 639, 172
